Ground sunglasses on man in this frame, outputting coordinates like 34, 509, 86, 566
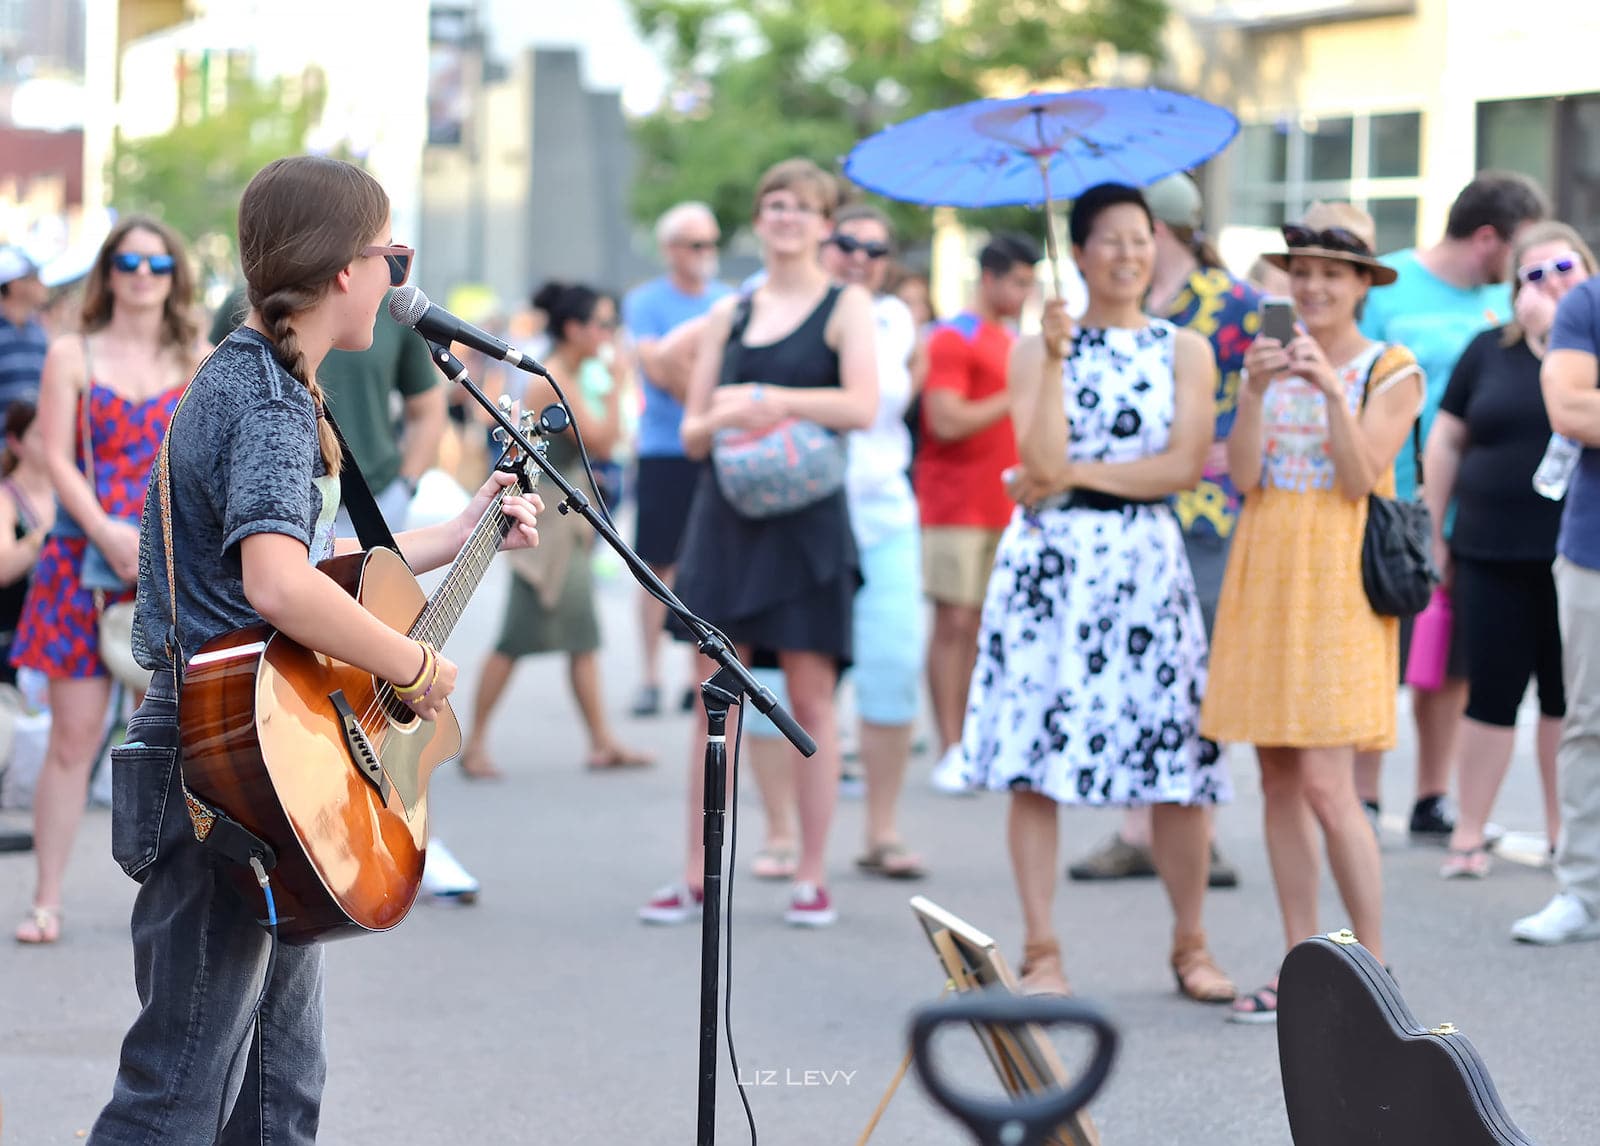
1518, 255, 1580, 285
673, 239, 718, 253
828, 234, 892, 259
111, 253, 176, 276
359, 244, 414, 288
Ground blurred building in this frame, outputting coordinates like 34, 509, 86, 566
1166, 0, 1600, 254
418, 9, 646, 313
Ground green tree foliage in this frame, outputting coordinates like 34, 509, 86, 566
625, 0, 1169, 246
109, 73, 330, 260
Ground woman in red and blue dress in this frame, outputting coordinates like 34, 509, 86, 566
11, 216, 204, 944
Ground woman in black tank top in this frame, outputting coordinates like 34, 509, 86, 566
640, 159, 879, 928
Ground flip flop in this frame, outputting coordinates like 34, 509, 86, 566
585, 746, 654, 771
856, 842, 927, 880
16, 905, 61, 945
751, 847, 798, 880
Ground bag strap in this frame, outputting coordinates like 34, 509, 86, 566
1358, 342, 1424, 491
79, 336, 102, 513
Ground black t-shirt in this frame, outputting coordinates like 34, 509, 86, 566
1438, 327, 1565, 562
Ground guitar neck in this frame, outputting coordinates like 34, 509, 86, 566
407, 476, 522, 648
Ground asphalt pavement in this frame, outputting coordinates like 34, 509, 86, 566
3, 540, 1596, 1145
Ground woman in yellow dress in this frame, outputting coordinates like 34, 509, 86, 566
1201, 203, 1424, 1021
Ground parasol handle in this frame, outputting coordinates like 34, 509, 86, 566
1033, 153, 1071, 360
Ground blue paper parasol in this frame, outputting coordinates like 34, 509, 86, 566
843, 87, 1239, 294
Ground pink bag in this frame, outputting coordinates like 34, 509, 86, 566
1404, 587, 1453, 692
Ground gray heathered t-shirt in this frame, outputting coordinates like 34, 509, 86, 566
133, 326, 341, 673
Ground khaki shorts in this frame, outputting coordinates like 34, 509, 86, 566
922, 526, 1004, 608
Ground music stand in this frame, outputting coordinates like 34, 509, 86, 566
908, 897, 1102, 1146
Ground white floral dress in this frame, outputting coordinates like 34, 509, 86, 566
959, 321, 1231, 806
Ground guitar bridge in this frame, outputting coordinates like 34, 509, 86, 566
330, 690, 392, 804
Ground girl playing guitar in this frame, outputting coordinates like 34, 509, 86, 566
87, 156, 541, 1143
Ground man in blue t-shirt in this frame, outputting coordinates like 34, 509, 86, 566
1356, 172, 1549, 843
1514, 274, 1600, 945
621, 201, 730, 716
0, 246, 49, 410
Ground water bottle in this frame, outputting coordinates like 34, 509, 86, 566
1533, 433, 1584, 500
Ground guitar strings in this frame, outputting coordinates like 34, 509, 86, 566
356, 476, 525, 740
359, 489, 508, 732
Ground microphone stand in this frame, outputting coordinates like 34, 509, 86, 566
422, 341, 816, 1146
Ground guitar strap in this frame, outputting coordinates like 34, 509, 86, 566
322, 406, 404, 560
148, 350, 278, 871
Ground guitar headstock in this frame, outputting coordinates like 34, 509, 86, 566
491, 398, 546, 494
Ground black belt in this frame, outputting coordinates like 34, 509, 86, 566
1036, 490, 1162, 512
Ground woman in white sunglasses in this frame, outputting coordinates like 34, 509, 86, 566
1424, 221, 1597, 879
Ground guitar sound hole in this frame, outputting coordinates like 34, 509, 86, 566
383, 690, 418, 725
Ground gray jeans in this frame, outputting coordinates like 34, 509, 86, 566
90, 673, 326, 1144
1554, 556, 1600, 915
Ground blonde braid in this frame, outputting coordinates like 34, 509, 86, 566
258, 287, 343, 476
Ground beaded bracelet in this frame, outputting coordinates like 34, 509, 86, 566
395, 643, 436, 700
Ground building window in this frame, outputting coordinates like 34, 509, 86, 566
1233, 110, 1424, 252
1479, 93, 1600, 253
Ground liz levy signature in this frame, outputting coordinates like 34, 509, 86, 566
735, 1068, 857, 1087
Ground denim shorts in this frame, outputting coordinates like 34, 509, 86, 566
744, 524, 924, 737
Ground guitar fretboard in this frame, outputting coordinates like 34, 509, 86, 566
408, 476, 523, 647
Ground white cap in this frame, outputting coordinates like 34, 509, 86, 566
0, 246, 41, 288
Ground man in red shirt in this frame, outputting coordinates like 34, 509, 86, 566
917, 233, 1039, 792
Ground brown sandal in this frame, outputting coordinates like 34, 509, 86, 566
1017, 938, 1071, 997
1171, 931, 1237, 1003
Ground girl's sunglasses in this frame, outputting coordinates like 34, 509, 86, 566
1281, 223, 1373, 257
362, 244, 415, 288
829, 234, 891, 259
111, 253, 175, 275
1518, 255, 1580, 285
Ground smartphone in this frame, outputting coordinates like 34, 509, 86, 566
1258, 297, 1297, 345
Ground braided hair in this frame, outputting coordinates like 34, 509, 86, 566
237, 156, 391, 474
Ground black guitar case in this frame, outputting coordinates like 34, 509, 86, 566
1278, 930, 1537, 1145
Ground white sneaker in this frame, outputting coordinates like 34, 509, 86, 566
421, 837, 480, 904
930, 745, 975, 796
1510, 892, 1600, 945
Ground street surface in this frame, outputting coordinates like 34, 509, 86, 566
3, 529, 1595, 1144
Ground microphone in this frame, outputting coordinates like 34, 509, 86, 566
388, 286, 551, 378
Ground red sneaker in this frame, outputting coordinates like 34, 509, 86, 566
638, 883, 704, 925
784, 881, 836, 927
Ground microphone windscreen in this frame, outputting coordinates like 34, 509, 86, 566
388, 285, 430, 327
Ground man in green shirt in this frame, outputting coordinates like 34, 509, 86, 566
210, 285, 447, 528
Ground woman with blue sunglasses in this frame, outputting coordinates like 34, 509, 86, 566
12, 214, 205, 945
1423, 220, 1597, 881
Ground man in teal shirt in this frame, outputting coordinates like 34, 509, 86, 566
1357, 171, 1549, 842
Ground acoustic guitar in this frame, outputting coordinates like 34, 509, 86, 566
178, 415, 542, 944
1278, 930, 1537, 1145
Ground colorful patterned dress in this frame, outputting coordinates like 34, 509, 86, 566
1200, 343, 1420, 749
12, 382, 183, 679
959, 321, 1230, 806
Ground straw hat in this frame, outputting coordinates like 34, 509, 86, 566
1263, 202, 1398, 286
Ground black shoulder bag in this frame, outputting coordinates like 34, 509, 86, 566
1358, 347, 1438, 617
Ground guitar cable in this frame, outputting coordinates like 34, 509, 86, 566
213, 856, 280, 1143
725, 702, 760, 1145
528, 370, 617, 530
